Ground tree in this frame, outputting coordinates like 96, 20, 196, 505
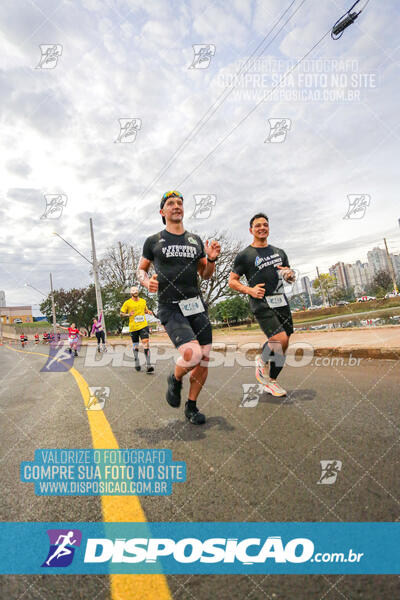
198, 230, 245, 307
40, 285, 97, 331
98, 241, 143, 288
331, 286, 356, 303
289, 292, 309, 310
209, 296, 252, 325
98, 241, 158, 320
312, 274, 336, 306
367, 270, 392, 297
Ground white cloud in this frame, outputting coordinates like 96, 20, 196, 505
0, 0, 399, 307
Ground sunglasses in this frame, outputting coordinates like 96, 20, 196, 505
161, 190, 183, 201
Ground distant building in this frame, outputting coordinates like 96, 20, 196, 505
299, 276, 311, 295
390, 254, 400, 280
345, 260, 372, 295
329, 260, 372, 295
0, 306, 33, 324
329, 262, 349, 288
367, 247, 390, 276
0, 291, 5, 307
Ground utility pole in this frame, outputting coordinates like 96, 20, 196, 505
316, 266, 328, 307
90, 218, 107, 338
384, 237, 399, 293
118, 242, 125, 283
306, 282, 312, 308
49, 273, 57, 335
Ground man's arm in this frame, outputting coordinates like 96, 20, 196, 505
197, 257, 215, 280
229, 272, 265, 299
197, 239, 221, 280
138, 257, 158, 292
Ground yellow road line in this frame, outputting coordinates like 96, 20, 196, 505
4, 345, 172, 600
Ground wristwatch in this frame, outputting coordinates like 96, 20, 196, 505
207, 257, 217, 263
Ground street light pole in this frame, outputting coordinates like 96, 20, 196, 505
316, 266, 328, 307
383, 237, 399, 294
89, 218, 107, 338
49, 273, 57, 335
53, 221, 107, 339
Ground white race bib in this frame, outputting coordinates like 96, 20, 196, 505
178, 296, 205, 316
134, 315, 145, 323
265, 294, 287, 308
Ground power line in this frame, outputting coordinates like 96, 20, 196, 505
137, 0, 307, 201
178, 28, 332, 187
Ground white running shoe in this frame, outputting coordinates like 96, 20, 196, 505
255, 355, 269, 385
264, 380, 287, 397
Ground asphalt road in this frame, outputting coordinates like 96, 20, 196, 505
0, 342, 399, 599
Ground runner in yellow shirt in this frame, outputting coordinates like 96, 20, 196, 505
120, 286, 155, 373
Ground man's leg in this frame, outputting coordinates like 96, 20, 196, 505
142, 336, 154, 373
187, 343, 212, 401
175, 340, 203, 380
166, 341, 202, 409
259, 331, 289, 396
130, 332, 141, 371
261, 331, 289, 379
184, 344, 212, 424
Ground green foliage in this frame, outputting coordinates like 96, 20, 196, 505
210, 295, 252, 324
366, 270, 393, 297
39, 283, 159, 334
39, 285, 97, 331
289, 292, 311, 310
331, 286, 356, 303
312, 273, 336, 305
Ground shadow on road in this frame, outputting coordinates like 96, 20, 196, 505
259, 388, 316, 405
135, 416, 235, 442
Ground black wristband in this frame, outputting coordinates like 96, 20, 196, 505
207, 257, 217, 263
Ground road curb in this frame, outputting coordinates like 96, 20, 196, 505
2, 338, 399, 360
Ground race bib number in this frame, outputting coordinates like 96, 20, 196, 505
265, 294, 287, 308
134, 315, 145, 323
178, 296, 205, 316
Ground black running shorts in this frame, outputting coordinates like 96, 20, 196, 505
254, 304, 293, 338
157, 303, 212, 348
130, 326, 150, 343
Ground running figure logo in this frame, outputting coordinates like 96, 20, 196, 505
40, 334, 77, 373
40, 194, 67, 220
87, 387, 110, 411
343, 194, 370, 219
317, 460, 342, 485
35, 44, 63, 69
190, 194, 217, 219
265, 119, 291, 143
189, 44, 216, 69
240, 384, 264, 408
42, 529, 82, 567
115, 118, 142, 143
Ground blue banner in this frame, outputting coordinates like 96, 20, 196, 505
0, 522, 399, 574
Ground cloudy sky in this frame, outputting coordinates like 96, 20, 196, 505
1, 0, 399, 312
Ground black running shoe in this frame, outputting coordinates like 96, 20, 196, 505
166, 373, 182, 407
184, 401, 206, 425
135, 363, 141, 372
74, 350, 78, 357
68, 347, 72, 355
146, 365, 154, 374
